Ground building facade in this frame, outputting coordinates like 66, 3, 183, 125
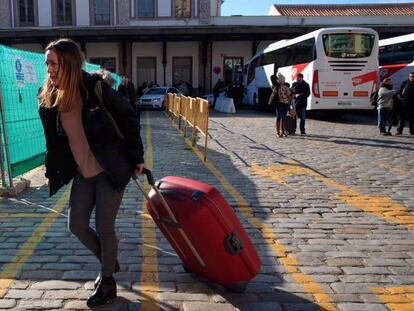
1, 1, 413, 95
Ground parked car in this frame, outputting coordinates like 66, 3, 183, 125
137, 87, 182, 109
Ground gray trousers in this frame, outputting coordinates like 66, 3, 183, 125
68, 172, 123, 277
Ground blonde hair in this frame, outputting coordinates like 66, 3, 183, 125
276, 72, 285, 84
40, 38, 85, 112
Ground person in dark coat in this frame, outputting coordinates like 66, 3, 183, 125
291, 73, 311, 135
118, 75, 137, 113
38, 38, 145, 307
396, 72, 414, 135
213, 78, 225, 108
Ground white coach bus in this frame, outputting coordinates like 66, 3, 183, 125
243, 27, 379, 111
379, 33, 414, 90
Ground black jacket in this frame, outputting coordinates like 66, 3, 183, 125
39, 72, 144, 196
292, 80, 310, 108
398, 80, 414, 108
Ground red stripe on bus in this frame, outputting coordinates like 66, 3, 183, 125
352, 70, 378, 86
379, 64, 409, 81
292, 62, 310, 81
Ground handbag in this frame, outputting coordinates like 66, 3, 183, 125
288, 105, 297, 118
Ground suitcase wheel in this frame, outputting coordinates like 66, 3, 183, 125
183, 265, 192, 274
226, 281, 247, 293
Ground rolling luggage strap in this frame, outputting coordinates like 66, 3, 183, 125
133, 169, 207, 268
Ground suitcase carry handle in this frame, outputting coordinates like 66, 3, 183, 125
132, 169, 207, 268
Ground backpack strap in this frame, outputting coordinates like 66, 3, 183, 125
94, 81, 125, 141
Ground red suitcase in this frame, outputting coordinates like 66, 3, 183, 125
134, 170, 261, 292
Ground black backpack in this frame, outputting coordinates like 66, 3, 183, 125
370, 91, 378, 107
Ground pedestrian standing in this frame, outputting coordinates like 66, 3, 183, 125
291, 73, 310, 135
396, 72, 414, 135
276, 73, 291, 137
377, 78, 397, 136
118, 75, 137, 114
213, 78, 225, 108
38, 38, 145, 307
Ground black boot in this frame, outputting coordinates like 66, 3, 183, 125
94, 260, 120, 289
87, 275, 117, 307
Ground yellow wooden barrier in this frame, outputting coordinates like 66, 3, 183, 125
180, 96, 190, 137
172, 95, 182, 128
165, 94, 209, 161
193, 97, 209, 161
167, 93, 175, 118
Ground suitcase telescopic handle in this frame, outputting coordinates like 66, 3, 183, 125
132, 169, 207, 268
132, 169, 160, 220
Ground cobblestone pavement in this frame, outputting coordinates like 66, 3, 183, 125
0, 108, 413, 311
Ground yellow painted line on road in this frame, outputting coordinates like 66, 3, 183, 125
371, 287, 414, 311
0, 213, 47, 218
252, 163, 414, 230
0, 186, 71, 297
337, 149, 354, 157
137, 111, 160, 311
183, 141, 338, 311
379, 163, 408, 176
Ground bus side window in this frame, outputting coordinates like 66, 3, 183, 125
379, 44, 394, 66
392, 41, 414, 65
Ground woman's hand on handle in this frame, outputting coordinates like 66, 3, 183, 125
135, 163, 145, 175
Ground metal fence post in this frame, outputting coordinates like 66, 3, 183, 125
0, 88, 13, 188
0, 123, 7, 187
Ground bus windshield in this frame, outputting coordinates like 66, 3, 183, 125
322, 33, 375, 58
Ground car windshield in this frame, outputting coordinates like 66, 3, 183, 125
322, 33, 375, 58
145, 88, 166, 95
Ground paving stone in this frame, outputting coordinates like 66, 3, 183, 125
0, 299, 16, 309
21, 270, 64, 279
299, 267, 342, 274
342, 267, 392, 275
331, 283, 379, 294
389, 275, 414, 284
42, 263, 82, 270
159, 292, 210, 301
238, 302, 282, 311
18, 300, 63, 309
337, 303, 388, 311
5, 289, 43, 299
339, 275, 391, 283
62, 270, 97, 280
283, 304, 321, 311
182, 302, 236, 311
10, 280, 30, 289
31, 280, 82, 290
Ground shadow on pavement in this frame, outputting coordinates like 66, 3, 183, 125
300, 134, 414, 151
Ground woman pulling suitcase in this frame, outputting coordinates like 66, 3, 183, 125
38, 38, 145, 307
